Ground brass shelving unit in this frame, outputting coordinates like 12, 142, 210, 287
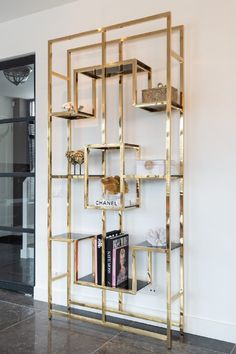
48, 11, 184, 349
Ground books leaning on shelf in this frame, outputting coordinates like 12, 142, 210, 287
95, 230, 129, 288
75, 230, 129, 288
95, 229, 120, 285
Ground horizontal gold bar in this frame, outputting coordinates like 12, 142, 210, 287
51, 174, 104, 179
75, 279, 137, 294
171, 50, 184, 63
68, 26, 183, 54
52, 272, 68, 281
49, 29, 99, 44
50, 309, 167, 341
133, 246, 167, 254
49, 237, 74, 243
103, 12, 170, 31
171, 289, 183, 303
50, 12, 171, 44
85, 204, 138, 211
70, 300, 179, 327
70, 300, 102, 311
52, 71, 69, 80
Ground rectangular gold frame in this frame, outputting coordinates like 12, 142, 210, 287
48, 11, 184, 349
84, 143, 140, 210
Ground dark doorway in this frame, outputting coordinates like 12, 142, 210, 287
0, 54, 35, 295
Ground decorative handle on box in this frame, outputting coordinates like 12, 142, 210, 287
157, 82, 163, 88
144, 160, 154, 170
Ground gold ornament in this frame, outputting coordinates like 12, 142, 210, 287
66, 149, 84, 174
101, 176, 129, 195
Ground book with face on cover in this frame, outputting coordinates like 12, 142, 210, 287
110, 233, 129, 288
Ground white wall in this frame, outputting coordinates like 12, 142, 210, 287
0, 0, 235, 343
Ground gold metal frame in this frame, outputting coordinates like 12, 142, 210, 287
48, 11, 184, 349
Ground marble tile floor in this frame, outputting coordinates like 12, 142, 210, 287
0, 289, 235, 354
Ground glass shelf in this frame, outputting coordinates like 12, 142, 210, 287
86, 204, 139, 211
77, 273, 149, 294
133, 241, 181, 253
134, 102, 183, 112
78, 59, 151, 80
87, 143, 139, 150
51, 111, 94, 120
124, 175, 183, 180
50, 233, 95, 243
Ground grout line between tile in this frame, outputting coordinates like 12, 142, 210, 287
0, 298, 44, 312
0, 312, 36, 334
230, 344, 236, 354
91, 332, 122, 354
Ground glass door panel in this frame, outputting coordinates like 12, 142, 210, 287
0, 121, 35, 173
0, 177, 34, 230
0, 55, 35, 293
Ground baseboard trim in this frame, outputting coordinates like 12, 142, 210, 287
34, 286, 236, 343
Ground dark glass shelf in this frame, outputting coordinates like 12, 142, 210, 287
133, 241, 181, 252
79, 59, 151, 80
86, 204, 138, 211
87, 143, 139, 150
124, 174, 183, 180
134, 102, 183, 112
51, 111, 94, 120
78, 273, 149, 293
50, 233, 96, 242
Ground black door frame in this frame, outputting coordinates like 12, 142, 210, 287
0, 54, 35, 295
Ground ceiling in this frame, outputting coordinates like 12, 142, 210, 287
0, 0, 78, 23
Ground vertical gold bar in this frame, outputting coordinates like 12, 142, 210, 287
92, 237, 95, 276
120, 143, 125, 209
119, 41, 124, 312
101, 30, 107, 144
148, 69, 152, 89
67, 51, 72, 101
132, 60, 138, 105
119, 210, 123, 231
92, 78, 96, 116
136, 147, 141, 207
47, 41, 53, 319
74, 240, 77, 283
119, 41, 124, 143
101, 209, 106, 322
101, 30, 107, 323
74, 71, 78, 113
148, 251, 152, 283
179, 25, 185, 338
132, 248, 137, 293
67, 50, 72, 313
84, 146, 89, 208
166, 12, 172, 350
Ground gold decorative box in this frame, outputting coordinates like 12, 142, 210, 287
142, 83, 178, 104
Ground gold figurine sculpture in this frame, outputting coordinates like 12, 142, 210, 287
66, 150, 84, 175
101, 176, 129, 195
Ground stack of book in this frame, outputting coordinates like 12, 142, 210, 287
95, 230, 129, 288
